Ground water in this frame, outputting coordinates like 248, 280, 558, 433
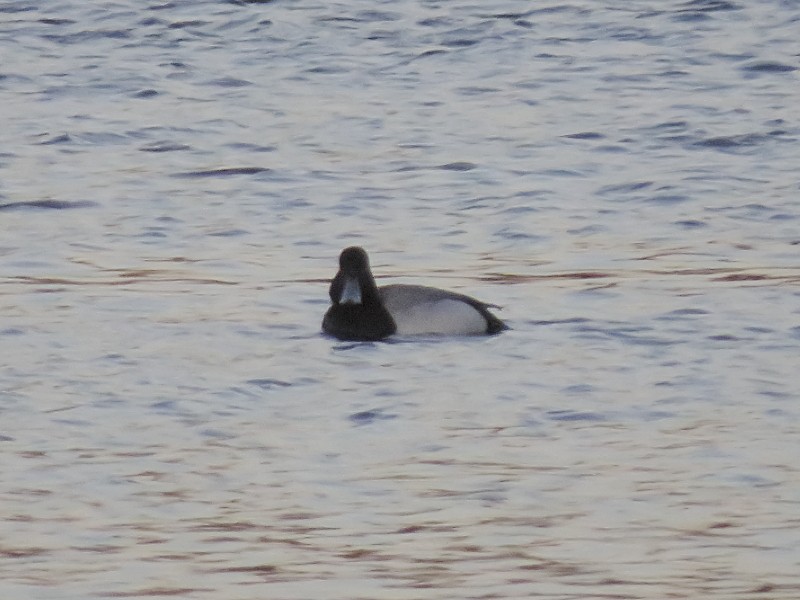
2, 1, 799, 598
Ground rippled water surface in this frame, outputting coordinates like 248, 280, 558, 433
2, 1, 799, 598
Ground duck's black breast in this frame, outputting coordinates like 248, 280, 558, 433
322, 302, 396, 341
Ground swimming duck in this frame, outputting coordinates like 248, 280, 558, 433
322, 246, 507, 341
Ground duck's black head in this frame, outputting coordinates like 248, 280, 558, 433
338, 246, 370, 274
329, 246, 379, 305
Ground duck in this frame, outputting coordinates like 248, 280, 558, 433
322, 246, 507, 341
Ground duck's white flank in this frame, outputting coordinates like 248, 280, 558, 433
389, 298, 487, 335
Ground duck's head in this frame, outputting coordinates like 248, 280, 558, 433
330, 246, 378, 306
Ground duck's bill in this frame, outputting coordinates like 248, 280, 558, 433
339, 276, 362, 304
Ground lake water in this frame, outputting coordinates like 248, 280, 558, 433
1, 1, 799, 598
